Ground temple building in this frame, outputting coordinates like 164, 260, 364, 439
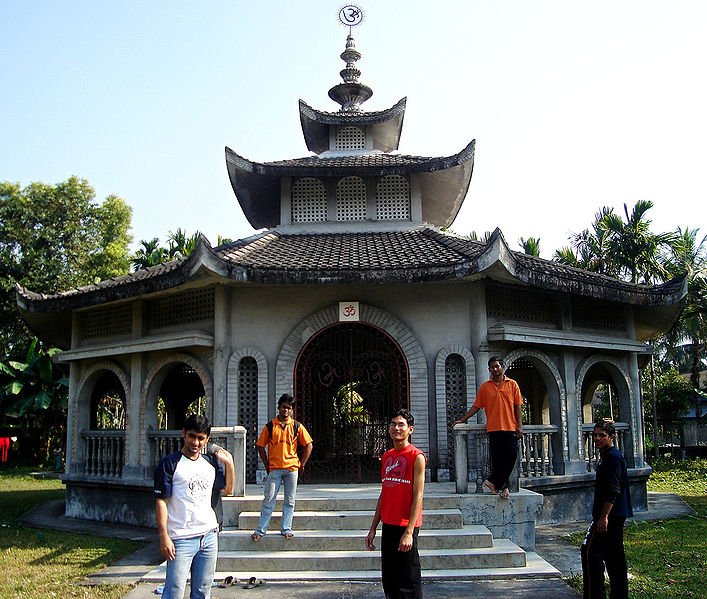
17, 32, 685, 529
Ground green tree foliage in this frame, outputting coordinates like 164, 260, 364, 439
519, 237, 541, 257
0, 339, 69, 463
131, 228, 202, 271
0, 177, 133, 356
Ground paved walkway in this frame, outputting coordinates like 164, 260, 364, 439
19, 491, 694, 598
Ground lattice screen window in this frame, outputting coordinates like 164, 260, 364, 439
81, 304, 132, 339
486, 284, 559, 326
335, 126, 365, 150
445, 354, 467, 477
376, 175, 410, 220
336, 177, 367, 221
148, 287, 215, 329
573, 298, 624, 330
238, 357, 259, 484
291, 177, 327, 223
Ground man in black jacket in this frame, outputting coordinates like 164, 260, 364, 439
581, 418, 633, 598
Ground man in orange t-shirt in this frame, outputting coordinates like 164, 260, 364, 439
251, 394, 313, 541
454, 356, 523, 499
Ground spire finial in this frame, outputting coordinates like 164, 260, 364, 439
329, 5, 372, 112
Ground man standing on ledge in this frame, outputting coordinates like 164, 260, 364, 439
251, 393, 313, 541
366, 409, 426, 599
581, 418, 632, 598
454, 355, 523, 499
154, 414, 235, 599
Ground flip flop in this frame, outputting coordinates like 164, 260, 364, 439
499, 488, 510, 499
243, 576, 266, 589
218, 575, 237, 588
282, 531, 294, 539
251, 533, 262, 542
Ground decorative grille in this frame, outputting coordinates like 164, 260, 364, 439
376, 175, 410, 220
81, 304, 132, 339
335, 126, 365, 150
336, 177, 367, 221
486, 284, 559, 326
573, 298, 624, 331
445, 354, 467, 478
148, 287, 215, 329
238, 357, 259, 484
291, 177, 327, 223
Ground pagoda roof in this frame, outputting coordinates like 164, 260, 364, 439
225, 140, 475, 229
298, 97, 407, 153
17, 228, 686, 348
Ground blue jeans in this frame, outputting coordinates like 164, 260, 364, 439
163, 529, 218, 599
255, 468, 298, 535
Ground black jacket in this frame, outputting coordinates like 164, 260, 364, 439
592, 445, 633, 520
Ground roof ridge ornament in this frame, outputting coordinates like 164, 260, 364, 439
329, 5, 372, 112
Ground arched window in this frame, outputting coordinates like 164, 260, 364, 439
238, 357, 259, 483
336, 177, 367, 221
376, 175, 410, 220
445, 354, 467, 478
335, 126, 365, 150
292, 177, 327, 223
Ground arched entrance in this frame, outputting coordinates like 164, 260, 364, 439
294, 322, 409, 483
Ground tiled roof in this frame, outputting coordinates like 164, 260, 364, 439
217, 229, 481, 272
263, 154, 443, 170
298, 98, 407, 125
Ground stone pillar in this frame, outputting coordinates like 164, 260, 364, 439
212, 285, 231, 426
232, 425, 247, 496
469, 282, 488, 426
124, 300, 145, 480
453, 423, 469, 494
561, 352, 586, 474
627, 352, 644, 468
65, 363, 81, 475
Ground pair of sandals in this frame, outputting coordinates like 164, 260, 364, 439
219, 575, 265, 589
251, 531, 294, 541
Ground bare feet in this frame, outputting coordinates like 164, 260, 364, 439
499, 488, 510, 499
483, 479, 497, 494
251, 533, 262, 542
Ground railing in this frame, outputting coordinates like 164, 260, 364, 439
78, 426, 247, 496
453, 423, 561, 493
581, 422, 630, 471
147, 426, 247, 496
519, 425, 559, 477
81, 430, 125, 479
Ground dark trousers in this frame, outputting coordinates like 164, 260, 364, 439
381, 523, 422, 599
581, 517, 628, 599
487, 431, 518, 491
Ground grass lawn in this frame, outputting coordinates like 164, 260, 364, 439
0, 467, 142, 599
565, 457, 707, 598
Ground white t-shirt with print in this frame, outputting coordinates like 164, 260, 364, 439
167, 454, 218, 539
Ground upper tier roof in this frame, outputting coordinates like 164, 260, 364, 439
299, 97, 407, 153
225, 139, 475, 230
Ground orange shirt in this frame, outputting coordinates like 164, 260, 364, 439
473, 376, 523, 432
256, 417, 313, 471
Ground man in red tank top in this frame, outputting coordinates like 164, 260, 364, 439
365, 409, 426, 599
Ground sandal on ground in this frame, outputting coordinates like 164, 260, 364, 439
243, 576, 266, 589
218, 575, 237, 588
282, 531, 294, 539
499, 488, 510, 499
250, 533, 262, 542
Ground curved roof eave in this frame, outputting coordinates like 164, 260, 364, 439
224, 140, 476, 230
15, 235, 236, 315
471, 228, 688, 307
298, 98, 407, 154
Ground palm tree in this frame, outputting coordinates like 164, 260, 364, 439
554, 207, 617, 275
131, 238, 168, 271
519, 237, 541, 257
167, 228, 201, 260
601, 200, 675, 284
662, 227, 707, 418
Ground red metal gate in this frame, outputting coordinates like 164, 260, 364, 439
294, 322, 409, 482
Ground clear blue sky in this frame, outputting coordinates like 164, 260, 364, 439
2, 1, 705, 258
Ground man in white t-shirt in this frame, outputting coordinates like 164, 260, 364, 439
154, 414, 234, 599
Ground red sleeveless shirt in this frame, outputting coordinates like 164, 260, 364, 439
380, 443, 425, 527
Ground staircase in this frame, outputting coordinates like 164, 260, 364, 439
209, 484, 560, 582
